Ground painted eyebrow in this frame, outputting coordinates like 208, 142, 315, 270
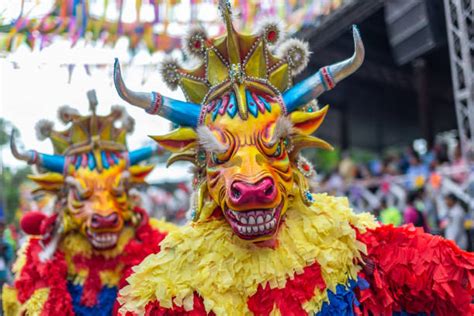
197, 126, 229, 154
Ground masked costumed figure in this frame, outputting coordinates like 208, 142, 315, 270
3, 91, 173, 316
113, 1, 474, 315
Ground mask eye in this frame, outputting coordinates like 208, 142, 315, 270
269, 141, 285, 158
211, 152, 226, 165
72, 188, 91, 202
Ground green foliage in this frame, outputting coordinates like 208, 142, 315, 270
0, 118, 10, 147
1, 166, 31, 224
303, 147, 341, 173
1, 118, 27, 224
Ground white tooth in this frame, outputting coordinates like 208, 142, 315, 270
241, 217, 248, 224
259, 225, 265, 232
249, 216, 256, 225
265, 214, 272, 222
252, 226, 258, 233
265, 222, 271, 230
246, 227, 252, 233
271, 219, 277, 228
257, 216, 264, 224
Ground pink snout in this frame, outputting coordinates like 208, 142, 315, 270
229, 177, 277, 206
90, 213, 119, 229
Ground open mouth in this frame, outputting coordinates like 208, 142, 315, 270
86, 230, 119, 250
224, 202, 283, 240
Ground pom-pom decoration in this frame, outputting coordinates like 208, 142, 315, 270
256, 17, 285, 46
110, 105, 126, 118
35, 119, 54, 141
20, 211, 47, 235
277, 38, 310, 76
160, 57, 181, 91
183, 25, 208, 59
121, 114, 135, 133
57, 105, 80, 124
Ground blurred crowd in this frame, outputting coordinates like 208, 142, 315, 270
1, 142, 472, 292
317, 143, 474, 251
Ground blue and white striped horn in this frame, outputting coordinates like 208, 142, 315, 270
113, 59, 201, 127
10, 130, 65, 173
283, 26, 365, 113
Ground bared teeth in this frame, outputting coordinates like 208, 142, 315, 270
249, 216, 256, 225
227, 205, 281, 237
89, 232, 118, 249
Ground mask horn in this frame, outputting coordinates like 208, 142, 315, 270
129, 145, 161, 165
113, 59, 202, 127
11, 130, 65, 173
283, 25, 365, 112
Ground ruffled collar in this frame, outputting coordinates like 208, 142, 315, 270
119, 194, 377, 315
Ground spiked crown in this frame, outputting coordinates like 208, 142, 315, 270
161, 1, 310, 119
113, 0, 365, 127
39, 91, 133, 156
11, 90, 156, 173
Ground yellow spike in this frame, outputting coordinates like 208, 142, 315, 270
219, 0, 241, 65
233, 84, 248, 120
129, 165, 154, 183
245, 41, 267, 78
192, 181, 208, 222
28, 173, 65, 192
167, 151, 197, 167
289, 105, 329, 135
291, 135, 334, 159
150, 128, 198, 153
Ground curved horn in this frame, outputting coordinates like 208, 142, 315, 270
129, 145, 161, 165
283, 25, 365, 112
113, 58, 202, 127
11, 130, 65, 173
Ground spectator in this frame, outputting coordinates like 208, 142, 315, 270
442, 194, 468, 250
451, 144, 468, 184
379, 199, 402, 226
406, 153, 430, 189
404, 190, 430, 233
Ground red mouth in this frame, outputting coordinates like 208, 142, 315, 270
224, 202, 283, 240
86, 230, 120, 250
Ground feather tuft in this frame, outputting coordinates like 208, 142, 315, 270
270, 116, 293, 145
197, 126, 228, 154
